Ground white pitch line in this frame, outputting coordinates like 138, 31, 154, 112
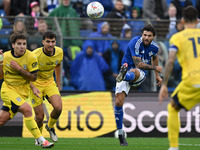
179, 143, 200, 147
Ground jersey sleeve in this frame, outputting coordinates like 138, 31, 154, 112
129, 40, 141, 57
58, 48, 63, 64
169, 33, 180, 52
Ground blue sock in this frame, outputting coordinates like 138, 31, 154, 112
124, 71, 135, 81
115, 106, 123, 129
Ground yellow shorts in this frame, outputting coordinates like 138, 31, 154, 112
30, 80, 60, 107
1, 82, 28, 119
171, 80, 200, 110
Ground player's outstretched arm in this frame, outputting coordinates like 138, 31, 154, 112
132, 56, 162, 73
10, 60, 37, 81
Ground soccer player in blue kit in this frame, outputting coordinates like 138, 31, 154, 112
115, 24, 163, 146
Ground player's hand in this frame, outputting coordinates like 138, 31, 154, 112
32, 86, 41, 98
158, 84, 168, 104
10, 60, 22, 71
0, 49, 3, 55
156, 75, 162, 86
155, 66, 162, 73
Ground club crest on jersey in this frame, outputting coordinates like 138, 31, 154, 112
55, 60, 59, 65
16, 97, 21, 102
135, 49, 139, 55
149, 51, 153, 57
31, 99, 35, 104
23, 65, 27, 70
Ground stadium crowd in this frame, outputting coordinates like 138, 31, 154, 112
0, 0, 199, 91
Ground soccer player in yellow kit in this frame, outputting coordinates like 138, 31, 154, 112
30, 31, 63, 143
0, 32, 54, 148
159, 6, 200, 150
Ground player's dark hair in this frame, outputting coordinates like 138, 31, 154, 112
142, 24, 156, 36
10, 32, 26, 44
43, 31, 56, 40
183, 6, 199, 23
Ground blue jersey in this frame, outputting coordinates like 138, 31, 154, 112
121, 36, 159, 73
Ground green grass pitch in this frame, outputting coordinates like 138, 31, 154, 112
0, 137, 200, 150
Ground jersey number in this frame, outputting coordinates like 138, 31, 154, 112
189, 37, 200, 58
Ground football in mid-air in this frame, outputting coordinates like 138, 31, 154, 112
86, 1, 104, 19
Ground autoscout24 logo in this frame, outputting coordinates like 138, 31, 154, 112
23, 92, 116, 138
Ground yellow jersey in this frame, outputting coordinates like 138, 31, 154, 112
3, 49, 38, 86
170, 28, 200, 85
32, 46, 63, 84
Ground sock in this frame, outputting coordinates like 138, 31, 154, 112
48, 116, 57, 128
39, 125, 43, 133
167, 103, 180, 148
118, 129, 123, 135
115, 106, 123, 130
37, 136, 46, 144
24, 116, 42, 139
124, 71, 135, 81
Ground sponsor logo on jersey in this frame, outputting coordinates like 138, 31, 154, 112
32, 62, 38, 68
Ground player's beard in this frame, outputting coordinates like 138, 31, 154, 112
143, 39, 152, 46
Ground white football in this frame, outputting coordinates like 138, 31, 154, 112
86, 1, 104, 19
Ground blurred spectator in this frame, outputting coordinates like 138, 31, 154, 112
119, 24, 132, 53
113, 0, 132, 7
142, 0, 168, 20
29, 20, 48, 50
143, 0, 169, 38
170, 0, 193, 19
87, 21, 113, 56
70, 0, 93, 31
103, 40, 124, 90
10, 0, 39, 16
30, 1, 43, 29
70, 41, 109, 91
196, 0, 200, 18
166, 5, 177, 33
166, 21, 184, 44
49, 0, 82, 48
71, 0, 89, 17
40, 0, 59, 16
106, 0, 127, 37
9, 19, 30, 49
128, 7, 145, 37
0, 0, 10, 15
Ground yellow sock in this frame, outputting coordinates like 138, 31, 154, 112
24, 116, 42, 139
48, 116, 57, 128
39, 125, 43, 133
167, 103, 180, 148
